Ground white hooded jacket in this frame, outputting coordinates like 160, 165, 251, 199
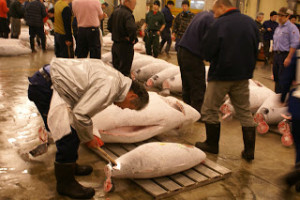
50, 58, 132, 142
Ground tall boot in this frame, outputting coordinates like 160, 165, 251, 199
55, 162, 95, 199
195, 123, 220, 154
75, 163, 93, 176
241, 126, 256, 161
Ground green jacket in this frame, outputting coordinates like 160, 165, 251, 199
146, 10, 165, 31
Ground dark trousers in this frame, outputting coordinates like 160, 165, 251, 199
112, 42, 134, 76
29, 26, 46, 51
175, 37, 181, 52
0, 17, 9, 38
160, 28, 171, 53
263, 40, 271, 59
28, 70, 79, 163
273, 52, 288, 93
54, 33, 74, 58
145, 31, 159, 58
292, 120, 300, 164
177, 47, 206, 114
77, 27, 101, 59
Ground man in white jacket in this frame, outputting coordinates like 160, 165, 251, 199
28, 58, 149, 199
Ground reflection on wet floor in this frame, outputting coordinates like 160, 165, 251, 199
0, 50, 300, 200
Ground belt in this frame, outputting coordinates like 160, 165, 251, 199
274, 51, 289, 54
39, 68, 51, 82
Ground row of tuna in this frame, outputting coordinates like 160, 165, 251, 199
219, 79, 292, 146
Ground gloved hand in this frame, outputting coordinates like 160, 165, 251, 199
85, 135, 104, 149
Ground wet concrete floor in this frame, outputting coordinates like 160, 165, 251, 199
0, 48, 300, 200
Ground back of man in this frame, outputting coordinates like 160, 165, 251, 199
204, 10, 258, 81
10, 0, 24, 38
72, 0, 103, 59
54, 0, 74, 58
196, 0, 259, 162
107, 0, 137, 76
160, 1, 174, 55
177, 11, 214, 114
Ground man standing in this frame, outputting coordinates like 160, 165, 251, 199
142, 0, 165, 58
263, 11, 278, 65
255, 12, 265, 50
54, 0, 74, 58
0, 0, 9, 38
273, 7, 299, 94
9, 0, 25, 39
100, 2, 108, 34
108, 0, 137, 76
160, 0, 174, 56
195, 0, 259, 161
25, 0, 47, 52
72, 0, 103, 59
177, 11, 214, 115
172, 0, 194, 51
28, 58, 149, 199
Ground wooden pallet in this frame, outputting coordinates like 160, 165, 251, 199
91, 139, 231, 199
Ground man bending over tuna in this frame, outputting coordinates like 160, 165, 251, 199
27, 58, 149, 199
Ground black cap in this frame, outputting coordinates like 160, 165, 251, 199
154, 0, 160, 7
182, 0, 189, 6
270, 11, 277, 16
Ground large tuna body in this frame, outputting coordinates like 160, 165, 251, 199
105, 142, 206, 179
48, 91, 200, 143
0, 39, 31, 56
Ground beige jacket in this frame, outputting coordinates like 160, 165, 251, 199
50, 58, 132, 143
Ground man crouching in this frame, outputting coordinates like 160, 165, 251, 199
28, 58, 149, 199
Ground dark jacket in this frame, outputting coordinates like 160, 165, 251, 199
263, 19, 278, 41
280, 47, 300, 120
178, 11, 214, 58
25, 0, 46, 27
172, 11, 194, 38
202, 9, 259, 81
10, 0, 24, 19
161, 5, 173, 29
255, 20, 265, 42
107, 5, 137, 44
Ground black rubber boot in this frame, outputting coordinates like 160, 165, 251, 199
75, 163, 93, 176
195, 123, 220, 154
241, 126, 256, 161
55, 162, 95, 199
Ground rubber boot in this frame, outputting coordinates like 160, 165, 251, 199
75, 163, 93, 176
195, 123, 220, 154
30, 37, 36, 52
55, 162, 95, 199
241, 126, 256, 161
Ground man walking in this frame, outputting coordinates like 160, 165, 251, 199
273, 7, 299, 93
177, 10, 214, 115
142, 0, 165, 58
9, 0, 25, 39
54, 0, 74, 58
263, 11, 278, 65
108, 0, 137, 76
160, 0, 174, 56
172, 0, 194, 51
195, 0, 259, 161
25, 0, 47, 52
72, 0, 103, 59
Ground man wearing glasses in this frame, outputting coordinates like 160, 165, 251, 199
273, 7, 299, 93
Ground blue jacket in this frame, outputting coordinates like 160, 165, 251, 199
202, 9, 259, 81
25, 0, 47, 27
161, 5, 173, 29
178, 11, 214, 58
280, 47, 300, 120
